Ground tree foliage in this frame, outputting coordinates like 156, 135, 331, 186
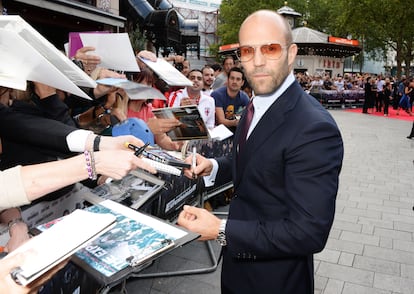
129, 23, 148, 54
217, 0, 414, 77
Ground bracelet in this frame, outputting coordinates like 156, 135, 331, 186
93, 135, 101, 152
84, 150, 98, 180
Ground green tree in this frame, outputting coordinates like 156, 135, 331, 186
305, 0, 414, 77
218, 0, 414, 77
218, 0, 287, 45
129, 24, 148, 54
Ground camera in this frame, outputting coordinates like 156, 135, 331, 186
174, 62, 184, 72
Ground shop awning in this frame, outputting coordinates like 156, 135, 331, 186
14, 0, 126, 28
293, 27, 361, 58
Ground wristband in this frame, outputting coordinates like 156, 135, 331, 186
93, 135, 101, 152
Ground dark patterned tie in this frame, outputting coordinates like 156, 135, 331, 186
239, 100, 255, 148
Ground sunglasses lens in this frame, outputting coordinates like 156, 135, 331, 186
262, 44, 282, 59
238, 44, 284, 61
238, 46, 255, 61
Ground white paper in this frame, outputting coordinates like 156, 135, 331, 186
96, 78, 166, 100
5, 209, 116, 286
0, 15, 96, 91
138, 57, 193, 86
0, 29, 92, 100
80, 33, 140, 72
208, 124, 234, 141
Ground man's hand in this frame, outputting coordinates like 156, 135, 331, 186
183, 153, 213, 179
177, 205, 221, 241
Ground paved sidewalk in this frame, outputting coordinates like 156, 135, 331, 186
118, 110, 414, 294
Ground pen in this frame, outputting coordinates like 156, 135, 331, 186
125, 142, 150, 157
192, 146, 197, 179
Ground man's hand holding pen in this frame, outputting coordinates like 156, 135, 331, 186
183, 152, 213, 180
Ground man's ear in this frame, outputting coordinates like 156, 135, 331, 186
287, 44, 298, 69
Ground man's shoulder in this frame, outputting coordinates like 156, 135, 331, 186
211, 86, 226, 95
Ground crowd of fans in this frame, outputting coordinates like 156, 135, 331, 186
295, 71, 414, 116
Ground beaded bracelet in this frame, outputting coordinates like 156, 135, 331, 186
84, 150, 97, 180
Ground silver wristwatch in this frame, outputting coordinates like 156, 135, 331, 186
216, 219, 227, 246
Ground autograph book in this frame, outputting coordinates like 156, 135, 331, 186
69, 199, 199, 284
86, 169, 165, 210
152, 105, 210, 141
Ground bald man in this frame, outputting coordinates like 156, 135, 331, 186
177, 10, 343, 293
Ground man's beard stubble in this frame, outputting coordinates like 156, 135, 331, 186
244, 58, 290, 96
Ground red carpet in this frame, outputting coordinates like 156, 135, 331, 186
345, 107, 414, 122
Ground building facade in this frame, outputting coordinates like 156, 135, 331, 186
1, 0, 125, 50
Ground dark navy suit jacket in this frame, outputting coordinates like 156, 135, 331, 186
215, 81, 344, 293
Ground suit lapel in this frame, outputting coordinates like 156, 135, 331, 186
233, 82, 302, 187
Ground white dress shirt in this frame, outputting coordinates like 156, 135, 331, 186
203, 73, 296, 186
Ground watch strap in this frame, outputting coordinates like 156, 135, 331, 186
216, 219, 227, 246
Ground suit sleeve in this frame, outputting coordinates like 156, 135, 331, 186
0, 103, 76, 153
215, 155, 233, 187
226, 119, 343, 258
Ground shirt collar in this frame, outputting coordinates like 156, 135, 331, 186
246, 72, 295, 139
